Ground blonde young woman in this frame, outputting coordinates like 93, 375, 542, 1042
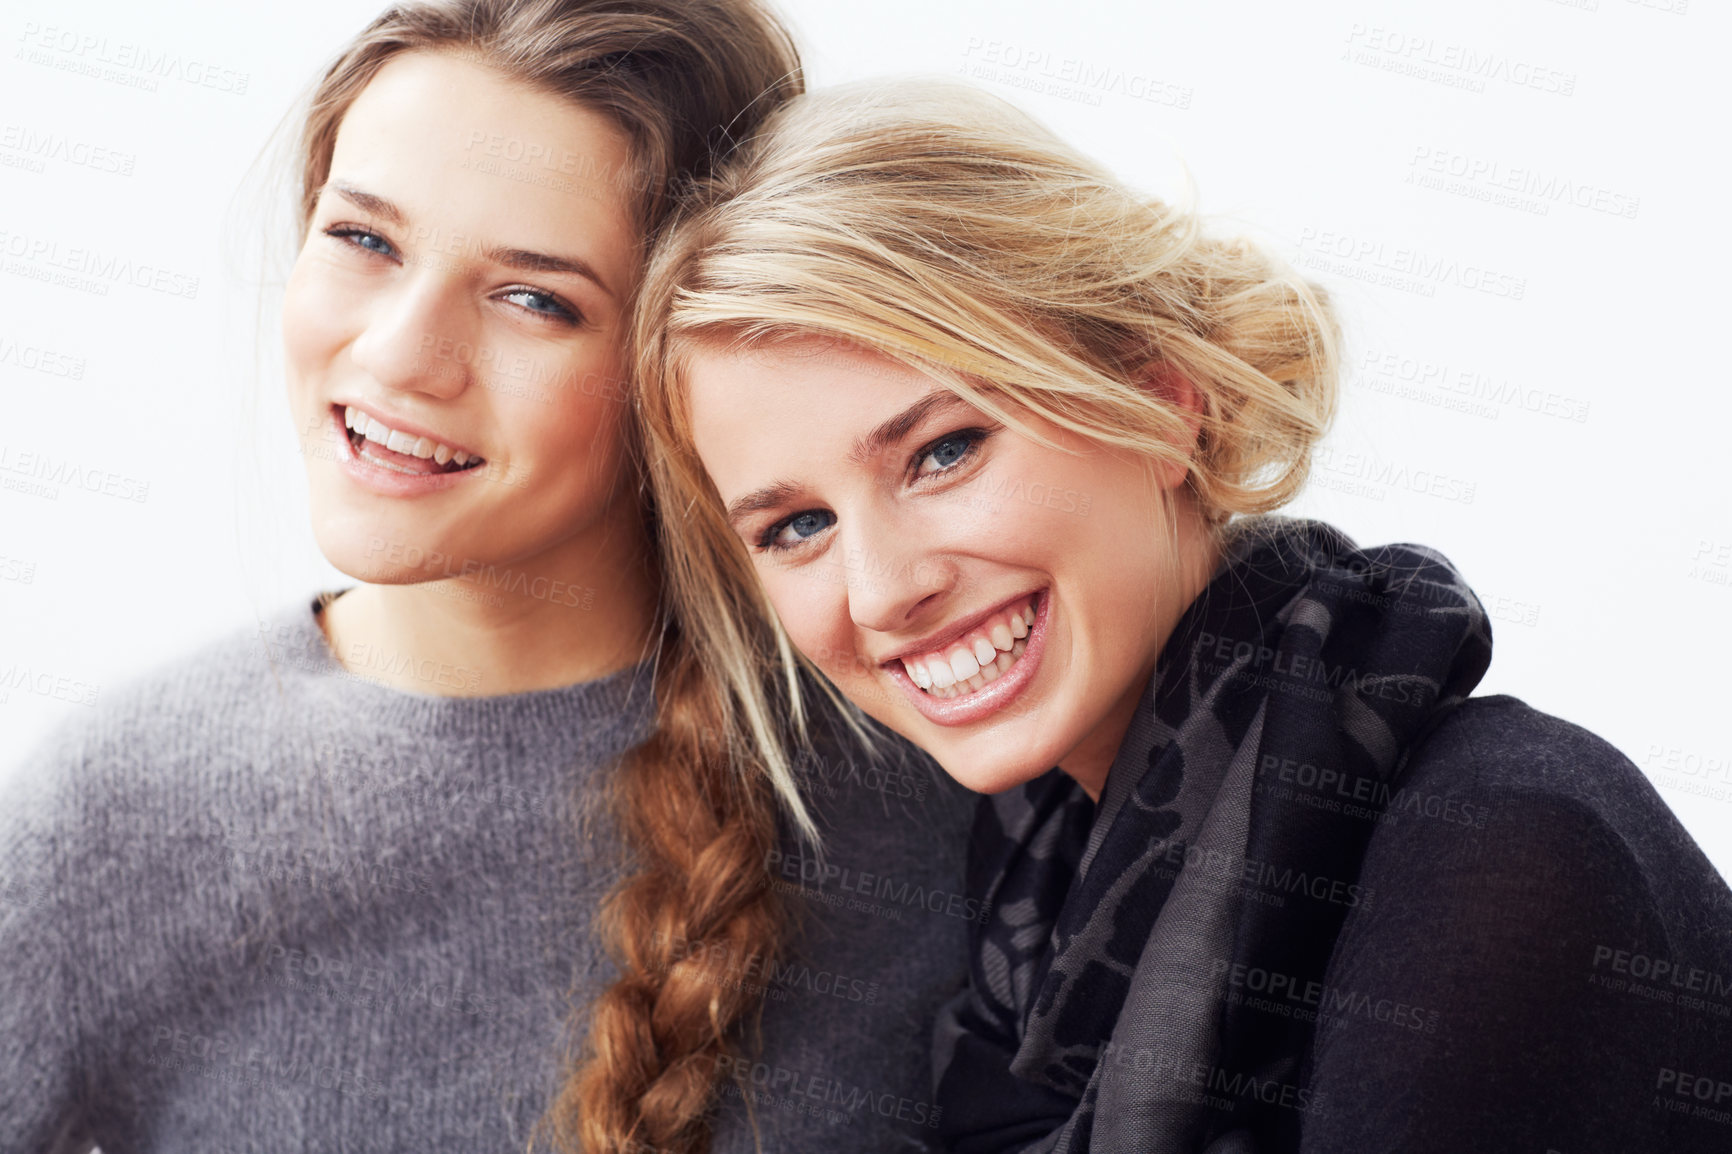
0, 7, 975, 1152
632, 82, 1732, 1152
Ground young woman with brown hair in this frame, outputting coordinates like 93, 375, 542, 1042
632, 80, 1732, 1152
0, 6, 972, 1152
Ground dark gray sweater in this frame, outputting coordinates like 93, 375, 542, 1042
0, 593, 978, 1153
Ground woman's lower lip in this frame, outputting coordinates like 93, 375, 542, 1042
885, 590, 1050, 727
329, 407, 481, 498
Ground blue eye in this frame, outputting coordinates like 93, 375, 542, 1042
326, 226, 397, 259
916, 430, 985, 477
761, 509, 835, 551
501, 287, 580, 324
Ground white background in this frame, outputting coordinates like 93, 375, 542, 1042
2, 0, 1728, 875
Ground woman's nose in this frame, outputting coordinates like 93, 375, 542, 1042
347, 270, 476, 400
840, 517, 953, 636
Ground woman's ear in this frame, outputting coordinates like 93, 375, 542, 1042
1137, 359, 1204, 489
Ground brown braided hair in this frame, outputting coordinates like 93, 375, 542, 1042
290, 3, 806, 1150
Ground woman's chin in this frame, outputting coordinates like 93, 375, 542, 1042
932, 748, 1066, 797
853, 694, 1068, 796
309, 522, 422, 586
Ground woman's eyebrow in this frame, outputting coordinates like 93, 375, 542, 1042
723, 390, 970, 531
848, 391, 968, 465
725, 479, 804, 530
328, 181, 403, 224
321, 181, 616, 301
483, 245, 616, 301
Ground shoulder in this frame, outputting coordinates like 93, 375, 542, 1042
1369, 693, 1731, 922
1393, 695, 1725, 900
1301, 703, 1732, 1149
1329, 693, 1732, 1031
2, 598, 325, 870
1404, 693, 1647, 800
0, 606, 309, 1018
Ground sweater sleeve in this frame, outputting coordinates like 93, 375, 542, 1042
1297, 700, 1732, 1154
0, 716, 99, 1153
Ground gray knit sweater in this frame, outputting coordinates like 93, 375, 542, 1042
0, 593, 978, 1153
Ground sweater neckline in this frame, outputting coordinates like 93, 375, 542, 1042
251, 589, 656, 738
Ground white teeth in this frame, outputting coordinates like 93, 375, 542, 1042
903, 596, 1041, 701
342, 407, 477, 468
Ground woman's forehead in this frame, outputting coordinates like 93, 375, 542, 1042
327, 51, 640, 284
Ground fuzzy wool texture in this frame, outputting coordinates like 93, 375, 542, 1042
0, 594, 976, 1153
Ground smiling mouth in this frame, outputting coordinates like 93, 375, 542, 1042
895, 592, 1039, 700
338, 405, 485, 476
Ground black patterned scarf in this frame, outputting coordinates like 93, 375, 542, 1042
932, 516, 1493, 1152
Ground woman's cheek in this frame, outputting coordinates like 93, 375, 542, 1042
281, 261, 352, 388
940, 483, 1064, 566
765, 570, 856, 684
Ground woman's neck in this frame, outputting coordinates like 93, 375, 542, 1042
317, 511, 659, 697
